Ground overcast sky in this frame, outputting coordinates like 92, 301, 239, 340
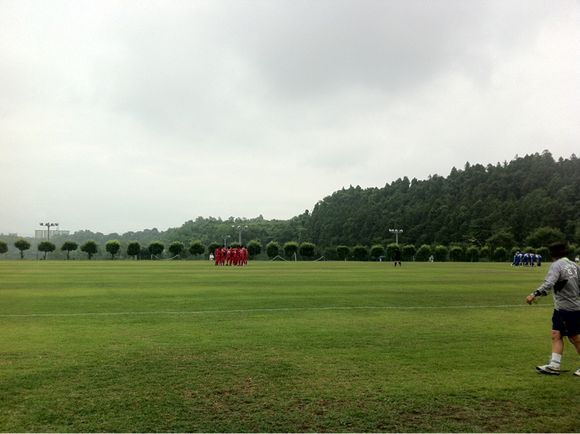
1, 0, 579, 236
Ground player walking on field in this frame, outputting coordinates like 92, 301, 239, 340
526, 242, 580, 376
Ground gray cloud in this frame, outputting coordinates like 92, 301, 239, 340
0, 0, 578, 235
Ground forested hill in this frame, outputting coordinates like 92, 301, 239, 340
6, 151, 578, 256
307, 151, 580, 247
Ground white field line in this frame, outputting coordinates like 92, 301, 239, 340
0, 304, 549, 318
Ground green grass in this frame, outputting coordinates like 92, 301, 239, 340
0, 261, 578, 432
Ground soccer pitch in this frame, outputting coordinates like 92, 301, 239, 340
0, 261, 577, 432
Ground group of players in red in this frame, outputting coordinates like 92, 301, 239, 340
214, 247, 249, 266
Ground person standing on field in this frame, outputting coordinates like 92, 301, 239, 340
526, 242, 580, 376
393, 249, 402, 267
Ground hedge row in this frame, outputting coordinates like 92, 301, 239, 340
1, 239, 578, 261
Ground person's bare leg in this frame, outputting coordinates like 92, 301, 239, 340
536, 330, 563, 375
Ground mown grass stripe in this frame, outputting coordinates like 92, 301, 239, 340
0, 303, 549, 317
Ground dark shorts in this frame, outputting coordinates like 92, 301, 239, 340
552, 310, 580, 336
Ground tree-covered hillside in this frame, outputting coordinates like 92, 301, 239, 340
3, 151, 578, 260
307, 151, 580, 247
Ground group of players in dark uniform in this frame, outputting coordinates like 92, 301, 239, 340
512, 251, 542, 267
214, 247, 249, 266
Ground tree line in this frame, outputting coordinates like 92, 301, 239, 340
1, 236, 578, 262
1, 151, 578, 258
307, 151, 580, 247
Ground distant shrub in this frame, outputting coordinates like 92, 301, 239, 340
479, 246, 491, 261
415, 245, 431, 262
370, 245, 385, 260
80, 240, 98, 260
14, 239, 31, 259
449, 246, 464, 262
38, 241, 56, 260
434, 245, 448, 262
299, 242, 316, 259
493, 247, 508, 262
466, 246, 479, 262
127, 241, 141, 259
0, 241, 7, 256
402, 244, 416, 261
188, 240, 205, 257
266, 241, 280, 258
169, 241, 185, 258
105, 240, 121, 259
283, 242, 299, 259
323, 246, 338, 261
148, 241, 164, 258
336, 245, 350, 261
352, 245, 369, 261
207, 242, 221, 255
386, 243, 401, 261
247, 240, 262, 258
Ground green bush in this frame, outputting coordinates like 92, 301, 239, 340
479, 246, 491, 261
14, 239, 31, 259
466, 246, 479, 262
247, 240, 262, 258
449, 246, 464, 262
38, 241, 56, 260
168, 241, 185, 258
207, 242, 221, 256
283, 242, 299, 259
299, 242, 316, 259
188, 241, 205, 257
370, 245, 385, 260
402, 244, 416, 261
336, 245, 350, 261
80, 240, 98, 260
352, 245, 369, 261
127, 241, 141, 259
266, 241, 280, 258
434, 245, 448, 262
148, 241, 164, 258
105, 240, 121, 259
493, 247, 508, 262
386, 243, 401, 261
415, 245, 431, 261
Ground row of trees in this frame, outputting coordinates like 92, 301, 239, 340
2, 238, 577, 262
1, 151, 578, 260
0, 239, 209, 260
316, 243, 576, 262
4, 152, 576, 255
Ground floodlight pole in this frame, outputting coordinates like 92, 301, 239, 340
39, 222, 58, 241
389, 228, 403, 245
224, 235, 231, 247
232, 225, 248, 245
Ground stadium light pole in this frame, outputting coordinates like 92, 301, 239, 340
223, 235, 231, 248
389, 228, 403, 245
232, 225, 248, 245
39, 222, 58, 240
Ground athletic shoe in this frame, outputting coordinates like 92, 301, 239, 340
574, 368, 580, 377
536, 364, 560, 375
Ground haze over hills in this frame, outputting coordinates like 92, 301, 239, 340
2, 151, 578, 257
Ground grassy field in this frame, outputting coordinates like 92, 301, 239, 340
0, 260, 578, 432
